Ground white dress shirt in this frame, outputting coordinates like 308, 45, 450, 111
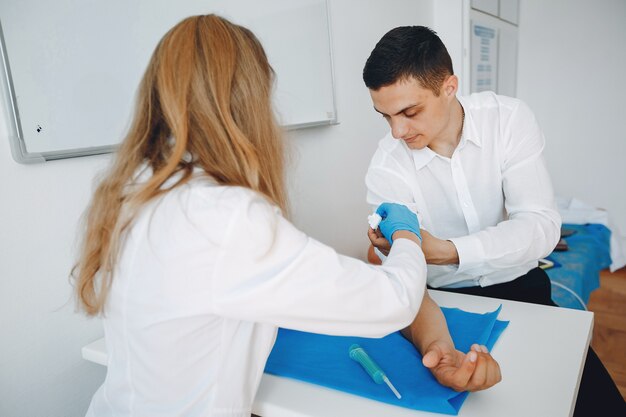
366, 91, 561, 288
86, 172, 426, 417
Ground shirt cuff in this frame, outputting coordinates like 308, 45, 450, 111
448, 235, 486, 275
385, 238, 426, 268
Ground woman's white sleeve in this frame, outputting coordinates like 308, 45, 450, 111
211, 192, 426, 338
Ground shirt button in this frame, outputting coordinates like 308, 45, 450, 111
463, 202, 469, 208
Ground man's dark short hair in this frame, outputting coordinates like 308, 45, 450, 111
363, 26, 453, 95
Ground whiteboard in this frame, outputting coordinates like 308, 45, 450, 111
0, 0, 336, 163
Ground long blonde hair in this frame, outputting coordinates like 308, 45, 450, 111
73, 15, 287, 315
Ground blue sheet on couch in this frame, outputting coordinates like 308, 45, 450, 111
546, 223, 611, 310
264, 306, 509, 415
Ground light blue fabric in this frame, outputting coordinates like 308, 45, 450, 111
546, 223, 611, 310
265, 306, 508, 415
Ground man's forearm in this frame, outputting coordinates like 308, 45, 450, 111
429, 239, 459, 265
401, 291, 454, 354
420, 230, 459, 265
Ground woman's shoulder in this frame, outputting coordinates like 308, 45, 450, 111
183, 176, 279, 219
149, 177, 281, 248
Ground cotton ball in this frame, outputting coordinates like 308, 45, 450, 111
368, 212, 382, 230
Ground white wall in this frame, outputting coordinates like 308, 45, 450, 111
517, 0, 626, 234
0, 92, 110, 414
433, 0, 471, 94
286, 0, 435, 256
0, 1, 437, 416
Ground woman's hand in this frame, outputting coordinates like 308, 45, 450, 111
375, 203, 421, 244
368, 202, 422, 253
422, 340, 502, 392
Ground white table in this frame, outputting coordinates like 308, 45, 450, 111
82, 290, 593, 417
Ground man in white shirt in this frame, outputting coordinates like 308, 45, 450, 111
362, 26, 624, 416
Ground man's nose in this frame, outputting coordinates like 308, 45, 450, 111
390, 118, 409, 139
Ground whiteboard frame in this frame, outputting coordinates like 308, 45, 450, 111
0, 1, 338, 164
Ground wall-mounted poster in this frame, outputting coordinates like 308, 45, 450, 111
470, 23, 498, 93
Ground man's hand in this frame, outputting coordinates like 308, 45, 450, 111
422, 340, 502, 392
368, 227, 391, 256
400, 292, 501, 392
371, 228, 460, 264
420, 229, 459, 265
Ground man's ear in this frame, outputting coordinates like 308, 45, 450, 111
442, 75, 458, 98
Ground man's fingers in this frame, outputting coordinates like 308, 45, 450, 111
422, 348, 442, 369
368, 228, 390, 247
466, 352, 502, 391
448, 351, 477, 391
467, 354, 488, 390
368, 228, 382, 243
430, 347, 502, 392
471, 343, 484, 353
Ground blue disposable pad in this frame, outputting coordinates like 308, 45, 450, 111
265, 306, 509, 415
546, 223, 611, 309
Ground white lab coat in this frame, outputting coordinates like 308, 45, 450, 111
86, 173, 426, 417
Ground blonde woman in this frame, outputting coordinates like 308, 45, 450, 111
74, 15, 500, 417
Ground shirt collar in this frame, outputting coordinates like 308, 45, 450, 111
410, 145, 438, 170
458, 96, 482, 148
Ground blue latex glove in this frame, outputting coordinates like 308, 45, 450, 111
376, 203, 421, 244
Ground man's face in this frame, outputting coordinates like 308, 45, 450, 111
370, 77, 455, 150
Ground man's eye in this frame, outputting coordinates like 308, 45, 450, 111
405, 113, 417, 118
